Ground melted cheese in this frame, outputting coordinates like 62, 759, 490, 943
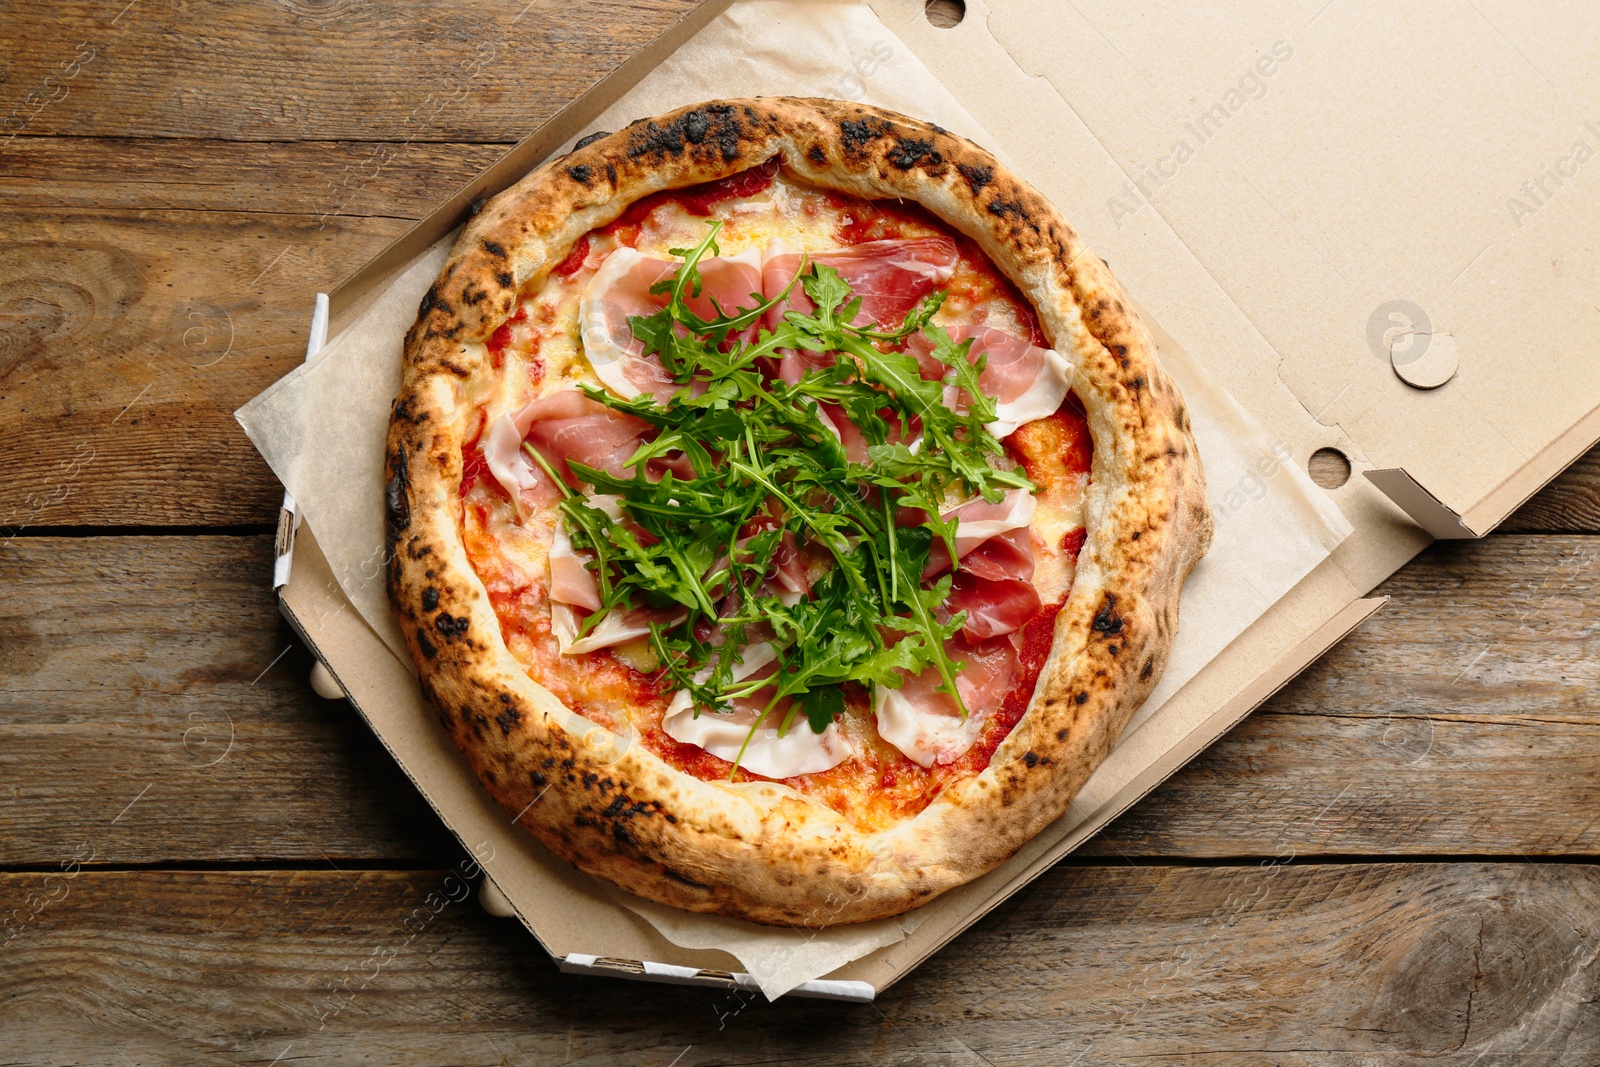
873, 683, 988, 770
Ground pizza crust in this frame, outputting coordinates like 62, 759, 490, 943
386, 99, 1212, 925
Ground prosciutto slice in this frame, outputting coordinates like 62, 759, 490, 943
946, 573, 1042, 642
873, 635, 1020, 768
662, 642, 853, 778
550, 601, 681, 656
940, 527, 1040, 641
484, 389, 654, 519
907, 324, 1074, 437
760, 237, 958, 384
920, 487, 1038, 579
578, 246, 764, 402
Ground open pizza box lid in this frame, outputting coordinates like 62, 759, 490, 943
259, 0, 1600, 1000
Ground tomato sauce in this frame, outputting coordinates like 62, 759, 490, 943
553, 233, 591, 277
600, 161, 778, 246
486, 305, 528, 369
1006, 400, 1092, 496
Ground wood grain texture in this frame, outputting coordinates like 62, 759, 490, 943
1504, 449, 1600, 533
0, 0, 705, 143
1086, 534, 1600, 858
0, 137, 509, 217
1, 864, 1595, 1064
0, 203, 414, 529
4, 534, 1597, 867
0, 135, 511, 529
0, 535, 456, 866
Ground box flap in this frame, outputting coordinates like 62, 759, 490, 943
875, 0, 1600, 535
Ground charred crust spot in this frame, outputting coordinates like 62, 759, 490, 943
628, 104, 742, 163
567, 163, 594, 186
1107, 644, 1119, 656
605, 162, 617, 185
417, 632, 436, 658
1141, 657, 1156, 681
574, 130, 611, 151
496, 271, 513, 288
434, 612, 470, 637
1075, 691, 1089, 705
987, 197, 1028, 220
462, 287, 486, 306
839, 116, 890, 153
581, 771, 599, 789
494, 708, 521, 736
1056, 727, 1069, 740
1092, 594, 1125, 636
419, 285, 448, 317
957, 161, 993, 193
886, 137, 942, 170
421, 587, 439, 611
529, 769, 546, 787
1023, 751, 1039, 768
385, 445, 411, 553
807, 144, 826, 164
1131, 531, 1142, 541
482, 239, 507, 258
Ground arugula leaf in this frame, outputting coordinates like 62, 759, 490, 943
797, 685, 846, 734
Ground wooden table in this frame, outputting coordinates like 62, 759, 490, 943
2, 3, 1597, 1062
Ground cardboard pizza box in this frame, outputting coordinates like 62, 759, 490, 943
264, 0, 1600, 1000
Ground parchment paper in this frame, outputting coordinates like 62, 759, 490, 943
236, 0, 1351, 1000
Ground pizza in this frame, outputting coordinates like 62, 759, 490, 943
386, 99, 1211, 926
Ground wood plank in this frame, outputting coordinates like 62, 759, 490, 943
1, 864, 1594, 1063
0, 137, 508, 217
3, 534, 1598, 867
0, 0, 705, 143
0, 535, 457, 866
1085, 534, 1600, 857
0, 135, 506, 530
1503, 447, 1600, 533
0, 205, 411, 529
